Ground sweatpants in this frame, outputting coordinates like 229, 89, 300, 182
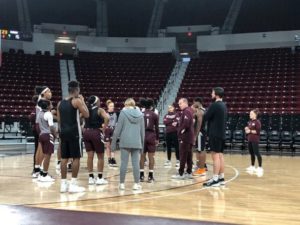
120, 148, 141, 183
178, 141, 193, 176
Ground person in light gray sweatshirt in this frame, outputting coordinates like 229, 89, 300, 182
111, 98, 145, 190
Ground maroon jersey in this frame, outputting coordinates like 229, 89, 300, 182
178, 107, 194, 144
144, 109, 159, 140
247, 119, 261, 143
163, 112, 178, 133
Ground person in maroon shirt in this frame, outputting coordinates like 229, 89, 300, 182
245, 109, 263, 175
172, 98, 194, 179
163, 104, 180, 167
140, 99, 159, 183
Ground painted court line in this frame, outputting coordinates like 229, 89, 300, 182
64, 164, 240, 208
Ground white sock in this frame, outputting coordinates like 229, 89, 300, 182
213, 175, 219, 181
35, 165, 40, 169
61, 179, 67, 184
140, 169, 144, 172
219, 173, 224, 179
71, 178, 77, 184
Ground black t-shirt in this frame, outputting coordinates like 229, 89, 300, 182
204, 101, 227, 140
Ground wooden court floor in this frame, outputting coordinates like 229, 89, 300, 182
0, 151, 299, 225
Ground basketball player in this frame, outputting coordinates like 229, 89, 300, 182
163, 104, 180, 167
140, 99, 159, 183
84, 96, 109, 185
172, 98, 194, 179
32, 86, 53, 178
245, 109, 263, 176
57, 81, 89, 193
203, 87, 227, 187
192, 97, 207, 176
37, 99, 57, 182
104, 100, 118, 167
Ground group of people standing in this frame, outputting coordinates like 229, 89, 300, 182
30, 81, 263, 193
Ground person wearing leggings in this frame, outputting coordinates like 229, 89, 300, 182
245, 109, 263, 175
111, 98, 145, 191
163, 104, 180, 167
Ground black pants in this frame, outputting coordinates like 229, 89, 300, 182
166, 132, 179, 161
179, 142, 193, 175
248, 142, 262, 167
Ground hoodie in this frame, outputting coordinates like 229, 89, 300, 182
163, 111, 180, 134
111, 107, 145, 151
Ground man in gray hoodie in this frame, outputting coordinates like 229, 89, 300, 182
111, 98, 145, 191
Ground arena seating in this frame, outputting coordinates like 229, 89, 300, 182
176, 47, 300, 154
0, 51, 61, 121
74, 52, 176, 110
177, 47, 300, 114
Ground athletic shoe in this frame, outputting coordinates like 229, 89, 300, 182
193, 168, 206, 176
171, 174, 185, 180
219, 178, 225, 185
164, 160, 171, 167
256, 167, 264, 177
203, 178, 220, 187
56, 162, 61, 170
69, 183, 86, 193
32, 172, 39, 178
140, 175, 145, 182
38, 174, 55, 182
111, 158, 117, 167
176, 160, 180, 168
95, 177, 108, 185
184, 173, 193, 179
108, 158, 112, 166
88, 177, 95, 185
132, 183, 142, 190
60, 180, 69, 193
148, 176, 155, 183
119, 183, 125, 190
246, 166, 256, 173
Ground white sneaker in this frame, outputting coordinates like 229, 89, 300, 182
88, 177, 95, 185
69, 183, 86, 193
246, 166, 256, 173
38, 174, 55, 182
164, 160, 171, 167
176, 160, 180, 168
32, 172, 39, 178
171, 174, 185, 180
119, 183, 125, 190
184, 173, 193, 179
95, 177, 108, 185
132, 183, 142, 190
60, 181, 69, 193
256, 167, 264, 177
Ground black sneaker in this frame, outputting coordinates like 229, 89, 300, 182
219, 178, 225, 185
140, 175, 145, 182
148, 176, 155, 183
108, 158, 112, 166
203, 178, 220, 187
111, 158, 117, 167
